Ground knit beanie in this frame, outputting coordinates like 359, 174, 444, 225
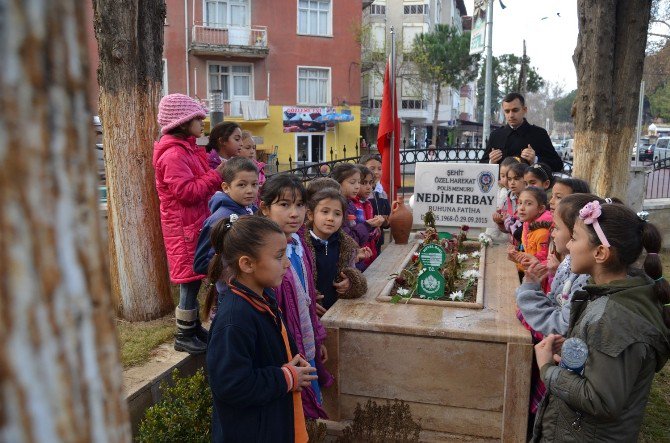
157, 93, 208, 135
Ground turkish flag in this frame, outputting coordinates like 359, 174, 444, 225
377, 60, 401, 201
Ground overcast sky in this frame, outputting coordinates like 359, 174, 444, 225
465, 0, 579, 92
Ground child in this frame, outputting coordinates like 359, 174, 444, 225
548, 177, 590, 212
524, 163, 554, 194
239, 130, 266, 203
353, 165, 381, 270
516, 194, 599, 337
259, 174, 332, 419
533, 202, 670, 441
331, 163, 384, 249
513, 187, 553, 270
360, 154, 391, 252
306, 177, 340, 202
303, 188, 368, 310
487, 156, 520, 242
205, 122, 242, 169
206, 216, 316, 443
496, 162, 528, 243
153, 93, 223, 354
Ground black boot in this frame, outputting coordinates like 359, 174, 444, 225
194, 318, 209, 344
174, 308, 207, 354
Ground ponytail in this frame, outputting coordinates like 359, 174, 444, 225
641, 221, 670, 327
201, 215, 284, 319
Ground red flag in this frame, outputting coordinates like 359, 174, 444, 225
377, 60, 401, 201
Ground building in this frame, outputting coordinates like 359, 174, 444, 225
85, 0, 363, 168
360, 0, 470, 149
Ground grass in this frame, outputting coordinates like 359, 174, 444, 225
639, 249, 670, 442
117, 284, 211, 369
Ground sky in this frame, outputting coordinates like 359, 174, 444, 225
465, 0, 579, 92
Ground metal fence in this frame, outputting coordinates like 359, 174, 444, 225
268, 144, 574, 194
646, 157, 670, 199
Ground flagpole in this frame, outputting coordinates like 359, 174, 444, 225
390, 26, 396, 200
482, 0, 494, 150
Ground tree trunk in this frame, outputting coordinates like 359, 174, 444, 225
432, 83, 442, 146
572, 0, 651, 199
0, 1, 130, 441
93, 0, 173, 321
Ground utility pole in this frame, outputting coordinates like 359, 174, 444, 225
482, 0, 494, 150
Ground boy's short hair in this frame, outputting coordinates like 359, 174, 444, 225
222, 157, 258, 184
359, 153, 382, 165
306, 177, 340, 202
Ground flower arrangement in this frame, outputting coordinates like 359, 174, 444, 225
389, 214, 486, 304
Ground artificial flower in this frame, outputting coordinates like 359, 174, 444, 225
449, 290, 464, 301
397, 287, 410, 296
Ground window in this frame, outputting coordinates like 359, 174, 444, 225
208, 63, 252, 100
370, 4, 386, 15
161, 59, 168, 97
204, 0, 248, 27
297, 67, 330, 105
371, 23, 386, 51
296, 134, 325, 163
298, 0, 331, 36
403, 4, 428, 14
402, 24, 426, 51
368, 99, 382, 109
401, 99, 427, 110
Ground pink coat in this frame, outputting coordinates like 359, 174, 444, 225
153, 135, 222, 283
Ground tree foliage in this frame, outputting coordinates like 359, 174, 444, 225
554, 89, 577, 122
476, 53, 545, 120
649, 80, 670, 120
410, 24, 479, 144
410, 24, 479, 93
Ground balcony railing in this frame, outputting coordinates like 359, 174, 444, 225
203, 98, 269, 120
190, 24, 268, 57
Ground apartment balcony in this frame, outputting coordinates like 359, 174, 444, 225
190, 24, 269, 58
208, 100, 269, 125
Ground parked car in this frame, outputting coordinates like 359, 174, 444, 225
562, 139, 574, 161
653, 137, 670, 162
632, 137, 655, 162
94, 115, 105, 181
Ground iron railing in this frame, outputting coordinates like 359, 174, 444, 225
646, 157, 670, 199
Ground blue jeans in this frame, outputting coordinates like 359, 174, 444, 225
178, 280, 202, 310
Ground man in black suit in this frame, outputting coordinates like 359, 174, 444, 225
480, 92, 563, 172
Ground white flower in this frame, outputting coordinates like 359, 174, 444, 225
418, 268, 426, 276
470, 251, 481, 258
478, 233, 491, 246
449, 290, 464, 301
462, 269, 480, 280
457, 253, 469, 263
397, 287, 410, 296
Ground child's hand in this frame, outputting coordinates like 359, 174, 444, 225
285, 355, 318, 391
366, 215, 385, 228
518, 253, 539, 269
547, 253, 560, 275
524, 261, 548, 284
492, 210, 505, 225
534, 334, 562, 370
319, 344, 328, 364
357, 247, 373, 262
314, 292, 327, 317
333, 272, 351, 293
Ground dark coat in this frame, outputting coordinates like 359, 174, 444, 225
532, 274, 670, 442
207, 283, 297, 443
303, 229, 368, 310
480, 119, 564, 172
193, 191, 256, 275
369, 191, 391, 251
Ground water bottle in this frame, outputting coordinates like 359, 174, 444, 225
347, 214, 357, 228
560, 337, 589, 375
355, 208, 365, 224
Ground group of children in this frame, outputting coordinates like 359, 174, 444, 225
488, 156, 670, 441
153, 94, 669, 441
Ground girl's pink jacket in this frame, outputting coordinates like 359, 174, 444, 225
153, 135, 222, 283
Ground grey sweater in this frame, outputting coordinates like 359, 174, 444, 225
515, 255, 590, 336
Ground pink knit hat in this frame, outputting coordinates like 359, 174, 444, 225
157, 93, 208, 134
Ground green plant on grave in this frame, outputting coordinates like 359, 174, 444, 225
137, 368, 212, 443
337, 399, 421, 442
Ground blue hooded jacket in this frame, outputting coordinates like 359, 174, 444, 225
193, 191, 257, 275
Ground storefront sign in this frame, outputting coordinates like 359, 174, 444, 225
282, 106, 335, 133
413, 162, 499, 228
